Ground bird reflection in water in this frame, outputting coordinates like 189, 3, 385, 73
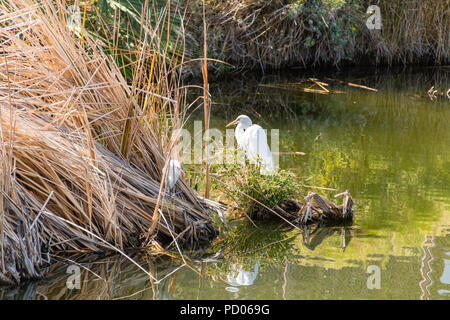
225, 260, 260, 292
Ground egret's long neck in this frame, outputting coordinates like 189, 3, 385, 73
235, 123, 246, 148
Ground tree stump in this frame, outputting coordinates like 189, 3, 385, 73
276, 190, 354, 225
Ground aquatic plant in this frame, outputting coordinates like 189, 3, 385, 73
214, 162, 301, 219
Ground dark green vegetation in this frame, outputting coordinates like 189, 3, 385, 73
187, 0, 449, 73
80, 0, 187, 79
77, 0, 449, 74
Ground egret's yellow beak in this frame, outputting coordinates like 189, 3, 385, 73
226, 118, 239, 127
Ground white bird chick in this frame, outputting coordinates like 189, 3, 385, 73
166, 159, 182, 191
226, 115, 275, 175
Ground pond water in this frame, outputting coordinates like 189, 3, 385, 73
1, 67, 449, 300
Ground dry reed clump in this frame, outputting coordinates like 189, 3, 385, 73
360, 0, 450, 65
0, 0, 219, 285
186, 0, 449, 72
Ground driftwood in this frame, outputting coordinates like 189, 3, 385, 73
274, 191, 354, 225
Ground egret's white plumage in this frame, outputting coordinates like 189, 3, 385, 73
166, 159, 181, 191
226, 115, 274, 175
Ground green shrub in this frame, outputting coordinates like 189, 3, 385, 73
214, 161, 300, 218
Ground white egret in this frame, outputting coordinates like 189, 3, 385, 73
166, 159, 182, 191
226, 115, 275, 175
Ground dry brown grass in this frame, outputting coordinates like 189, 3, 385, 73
0, 0, 219, 284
